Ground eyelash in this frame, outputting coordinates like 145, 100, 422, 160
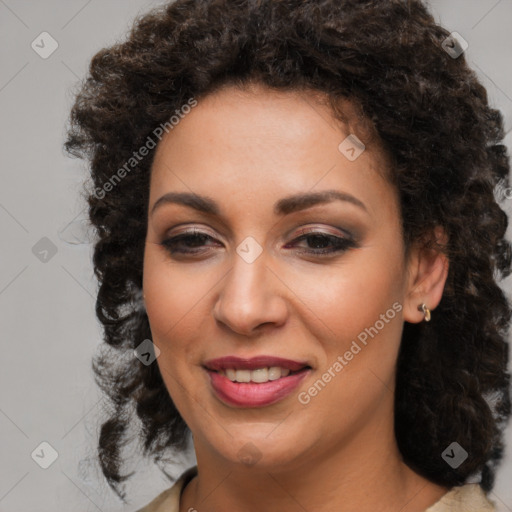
159, 228, 357, 257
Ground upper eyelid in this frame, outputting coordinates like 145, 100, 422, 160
293, 225, 352, 238
163, 230, 351, 249
166, 225, 351, 240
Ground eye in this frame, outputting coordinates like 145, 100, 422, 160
285, 229, 357, 256
160, 229, 221, 255
159, 227, 358, 257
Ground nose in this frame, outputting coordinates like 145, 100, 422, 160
212, 251, 288, 337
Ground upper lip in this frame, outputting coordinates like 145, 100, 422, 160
203, 356, 311, 372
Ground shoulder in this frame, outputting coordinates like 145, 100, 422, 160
425, 483, 496, 512
135, 465, 198, 512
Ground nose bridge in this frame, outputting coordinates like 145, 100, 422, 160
213, 243, 287, 335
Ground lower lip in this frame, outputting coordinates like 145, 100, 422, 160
206, 368, 311, 408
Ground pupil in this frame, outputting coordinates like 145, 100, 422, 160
309, 235, 328, 248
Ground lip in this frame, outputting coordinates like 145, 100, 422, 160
203, 355, 310, 372
203, 355, 312, 408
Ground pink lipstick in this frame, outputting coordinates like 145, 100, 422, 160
203, 355, 311, 408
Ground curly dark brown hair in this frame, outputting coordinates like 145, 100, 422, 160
64, 0, 512, 503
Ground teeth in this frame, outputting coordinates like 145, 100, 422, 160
268, 367, 282, 380
235, 369, 251, 383
251, 368, 268, 383
219, 366, 295, 383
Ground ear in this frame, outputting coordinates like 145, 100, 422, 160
403, 226, 450, 323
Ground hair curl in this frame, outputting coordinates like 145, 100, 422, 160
64, 0, 512, 503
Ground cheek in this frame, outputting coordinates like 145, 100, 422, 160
281, 244, 405, 379
142, 250, 209, 417
142, 249, 207, 356
289, 249, 403, 330
291, 262, 405, 430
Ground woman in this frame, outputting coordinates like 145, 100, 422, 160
64, 0, 511, 511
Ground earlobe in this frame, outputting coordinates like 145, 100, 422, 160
417, 302, 431, 322
403, 227, 449, 324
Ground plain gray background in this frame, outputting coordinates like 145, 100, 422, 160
1, 0, 512, 510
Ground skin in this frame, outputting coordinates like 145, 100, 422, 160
142, 82, 450, 512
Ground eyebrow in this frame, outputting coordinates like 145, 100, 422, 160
150, 189, 368, 218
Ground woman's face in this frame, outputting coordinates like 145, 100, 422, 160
143, 83, 417, 471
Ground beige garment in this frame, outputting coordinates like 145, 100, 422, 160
135, 465, 496, 512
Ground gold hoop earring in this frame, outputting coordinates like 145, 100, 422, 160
417, 303, 431, 322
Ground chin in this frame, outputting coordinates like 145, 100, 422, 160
207, 429, 308, 470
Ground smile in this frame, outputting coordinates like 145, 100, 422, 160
203, 355, 312, 407
219, 367, 294, 383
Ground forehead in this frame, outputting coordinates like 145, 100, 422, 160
149, 84, 396, 221
156, 82, 373, 153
